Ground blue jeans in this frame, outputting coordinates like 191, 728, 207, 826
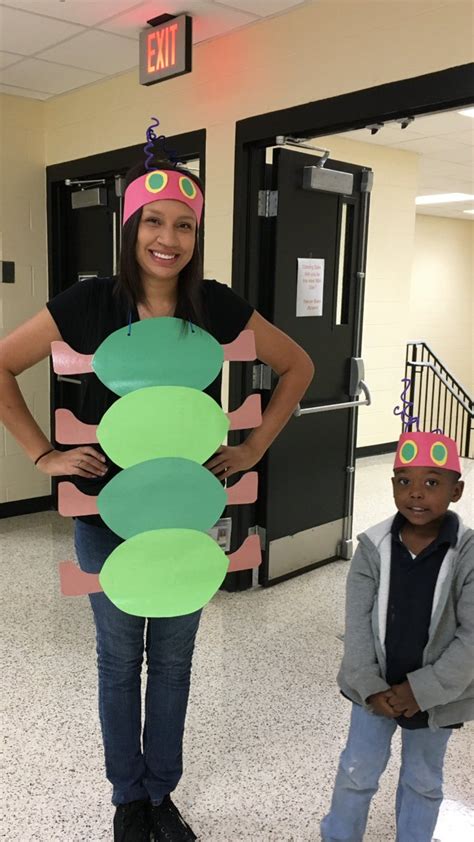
74, 520, 202, 806
321, 703, 452, 842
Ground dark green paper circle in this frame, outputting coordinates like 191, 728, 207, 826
92, 318, 224, 396
97, 457, 226, 538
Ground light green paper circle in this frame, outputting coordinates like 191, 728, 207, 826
92, 318, 224, 396
97, 457, 227, 538
97, 386, 229, 468
99, 529, 229, 617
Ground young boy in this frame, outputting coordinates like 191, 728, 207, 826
321, 431, 473, 842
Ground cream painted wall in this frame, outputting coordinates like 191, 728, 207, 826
1, 0, 473, 501
0, 96, 51, 504
410, 215, 474, 395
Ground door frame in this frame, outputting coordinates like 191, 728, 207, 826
46, 128, 206, 300
226, 63, 473, 590
45, 129, 206, 511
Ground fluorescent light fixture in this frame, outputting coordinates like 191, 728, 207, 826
463, 209, 474, 214
458, 107, 474, 118
416, 193, 474, 205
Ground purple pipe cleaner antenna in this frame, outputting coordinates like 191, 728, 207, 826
393, 377, 420, 432
144, 117, 161, 171
393, 377, 444, 434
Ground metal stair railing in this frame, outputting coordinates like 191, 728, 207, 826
404, 341, 473, 459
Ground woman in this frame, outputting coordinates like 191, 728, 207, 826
0, 158, 314, 841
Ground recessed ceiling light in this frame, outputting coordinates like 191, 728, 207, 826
458, 107, 474, 118
415, 193, 474, 205
463, 209, 474, 214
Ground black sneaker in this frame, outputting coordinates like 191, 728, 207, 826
114, 799, 151, 842
150, 795, 197, 841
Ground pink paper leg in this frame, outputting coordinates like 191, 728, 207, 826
55, 408, 99, 444
228, 394, 262, 430
227, 534, 262, 572
222, 330, 256, 362
51, 341, 94, 375
226, 472, 258, 505
59, 561, 102, 596
58, 482, 99, 517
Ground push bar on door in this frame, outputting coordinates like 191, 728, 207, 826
294, 380, 371, 416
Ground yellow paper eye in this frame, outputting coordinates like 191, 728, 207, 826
430, 442, 448, 466
179, 176, 197, 200
145, 170, 168, 193
399, 439, 418, 463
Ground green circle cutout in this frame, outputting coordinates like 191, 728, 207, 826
401, 441, 416, 462
99, 529, 228, 617
97, 386, 229, 468
181, 177, 195, 197
148, 171, 166, 191
432, 443, 447, 462
97, 457, 226, 538
93, 318, 224, 396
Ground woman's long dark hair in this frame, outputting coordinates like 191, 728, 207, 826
115, 157, 207, 328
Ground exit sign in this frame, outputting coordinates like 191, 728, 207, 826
139, 14, 192, 86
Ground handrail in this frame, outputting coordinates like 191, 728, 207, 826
406, 361, 473, 416
405, 341, 473, 459
407, 340, 471, 402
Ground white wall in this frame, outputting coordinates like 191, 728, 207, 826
410, 214, 474, 396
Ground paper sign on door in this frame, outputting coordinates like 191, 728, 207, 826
296, 258, 325, 317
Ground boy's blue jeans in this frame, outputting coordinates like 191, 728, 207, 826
74, 520, 202, 806
321, 702, 452, 842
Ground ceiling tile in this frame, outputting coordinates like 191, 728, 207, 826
0, 81, 51, 99
0, 5, 84, 55
442, 129, 474, 148
0, 50, 24, 69
99, 0, 258, 42
38, 30, 138, 74
410, 109, 474, 136
0, 57, 104, 94
0, 1, 142, 27
215, 0, 306, 16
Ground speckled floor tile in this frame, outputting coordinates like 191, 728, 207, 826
1, 456, 473, 841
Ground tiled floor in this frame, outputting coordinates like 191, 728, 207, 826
1, 455, 473, 841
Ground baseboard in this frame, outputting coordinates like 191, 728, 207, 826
356, 441, 397, 459
0, 495, 54, 519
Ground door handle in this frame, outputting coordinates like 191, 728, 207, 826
294, 380, 371, 417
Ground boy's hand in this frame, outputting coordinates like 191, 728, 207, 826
386, 681, 420, 718
366, 691, 397, 718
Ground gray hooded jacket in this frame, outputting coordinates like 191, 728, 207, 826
337, 513, 474, 730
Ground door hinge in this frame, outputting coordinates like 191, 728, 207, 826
360, 169, 374, 193
258, 190, 278, 217
252, 364, 272, 390
248, 525, 266, 549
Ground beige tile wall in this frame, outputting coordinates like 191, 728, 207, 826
410, 215, 474, 396
0, 96, 50, 504
1, 0, 473, 501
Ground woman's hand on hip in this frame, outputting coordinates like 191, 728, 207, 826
36, 446, 108, 478
205, 442, 262, 480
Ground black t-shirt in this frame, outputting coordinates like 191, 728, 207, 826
46, 276, 254, 527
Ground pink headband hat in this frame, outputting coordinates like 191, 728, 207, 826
394, 432, 461, 474
123, 169, 204, 226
